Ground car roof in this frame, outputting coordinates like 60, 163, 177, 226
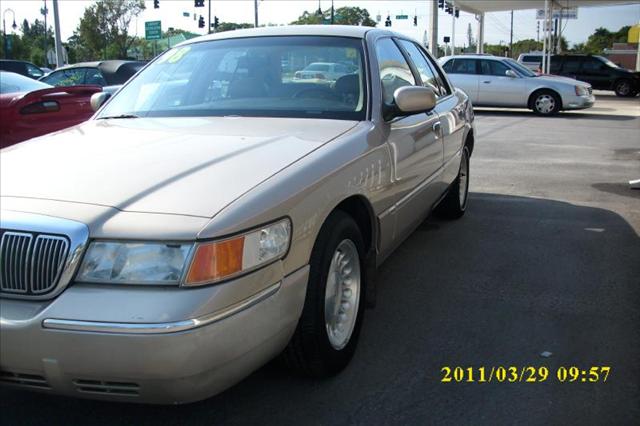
178, 25, 392, 47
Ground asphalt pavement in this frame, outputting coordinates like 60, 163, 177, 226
1, 92, 639, 426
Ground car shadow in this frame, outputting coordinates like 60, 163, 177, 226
1, 193, 639, 425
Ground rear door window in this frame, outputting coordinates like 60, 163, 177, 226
43, 68, 87, 86
561, 57, 582, 74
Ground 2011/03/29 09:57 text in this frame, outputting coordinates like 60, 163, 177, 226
441, 366, 611, 383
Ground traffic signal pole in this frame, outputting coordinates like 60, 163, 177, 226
208, 0, 211, 33
451, 0, 456, 56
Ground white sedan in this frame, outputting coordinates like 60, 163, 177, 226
439, 54, 595, 115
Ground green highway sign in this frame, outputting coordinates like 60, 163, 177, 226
395, 15, 409, 20
145, 21, 162, 40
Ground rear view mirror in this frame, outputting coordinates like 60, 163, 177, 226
90, 92, 111, 112
385, 86, 436, 120
505, 69, 518, 78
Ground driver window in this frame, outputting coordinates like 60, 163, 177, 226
398, 40, 442, 98
481, 60, 511, 76
375, 38, 415, 104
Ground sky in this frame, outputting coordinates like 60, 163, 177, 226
1, 0, 639, 48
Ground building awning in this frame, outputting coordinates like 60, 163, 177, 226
454, 0, 639, 14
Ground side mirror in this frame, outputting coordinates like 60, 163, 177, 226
385, 86, 436, 120
505, 69, 518, 78
90, 92, 111, 112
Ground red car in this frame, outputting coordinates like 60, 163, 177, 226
0, 71, 101, 148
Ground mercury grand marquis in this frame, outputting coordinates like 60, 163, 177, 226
0, 26, 475, 404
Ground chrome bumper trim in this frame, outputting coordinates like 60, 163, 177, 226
42, 281, 281, 334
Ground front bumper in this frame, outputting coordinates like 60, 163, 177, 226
0, 265, 309, 404
564, 93, 595, 110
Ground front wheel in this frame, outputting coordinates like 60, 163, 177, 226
531, 90, 561, 115
282, 211, 366, 377
435, 145, 470, 219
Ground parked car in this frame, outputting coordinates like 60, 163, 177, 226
39, 60, 146, 87
517, 53, 640, 97
0, 59, 45, 79
439, 54, 594, 115
293, 62, 354, 81
0, 25, 474, 404
0, 71, 101, 148
516, 52, 544, 71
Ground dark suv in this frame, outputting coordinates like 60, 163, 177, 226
550, 54, 640, 97
0, 60, 45, 80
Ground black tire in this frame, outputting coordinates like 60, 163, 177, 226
530, 89, 561, 115
614, 79, 633, 97
435, 145, 470, 220
281, 210, 366, 377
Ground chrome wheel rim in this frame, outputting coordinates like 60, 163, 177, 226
535, 94, 555, 114
616, 81, 630, 95
324, 239, 361, 350
459, 150, 469, 208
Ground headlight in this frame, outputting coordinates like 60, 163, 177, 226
184, 218, 291, 286
575, 85, 589, 96
76, 218, 291, 286
77, 242, 192, 284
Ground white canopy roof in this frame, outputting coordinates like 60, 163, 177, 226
454, 0, 639, 14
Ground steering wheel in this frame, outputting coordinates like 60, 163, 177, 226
292, 87, 340, 101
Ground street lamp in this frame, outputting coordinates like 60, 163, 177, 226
3, 8, 17, 59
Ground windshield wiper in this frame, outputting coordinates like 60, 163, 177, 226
97, 114, 139, 120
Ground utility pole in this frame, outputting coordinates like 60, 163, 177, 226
509, 10, 513, 58
208, 0, 211, 34
553, 18, 558, 54
430, 0, 438, 57
52, 0, 63, 66
254, 0, 258, 27
43, 0, 48, 66
451, 0, 456, 56
331, 0, 334, 24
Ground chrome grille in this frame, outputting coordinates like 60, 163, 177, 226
0, 231, 69, 296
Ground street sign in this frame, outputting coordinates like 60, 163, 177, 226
145, 20, 162, 40
536, 8, 578, 20
395, 15, 409, 20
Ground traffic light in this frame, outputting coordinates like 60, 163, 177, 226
438, 0, 445, 9
198, 15, 205, 28
455, 8, 459, 18
213, 16, 219, 29
194, 0, 204, 7
413, 16, 417, 26
153, 0, 159, 9
445, 4, 452, 14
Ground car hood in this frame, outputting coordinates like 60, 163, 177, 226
0, 117, 357, 218
535, 74, 590, 86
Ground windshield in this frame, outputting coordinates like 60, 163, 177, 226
0, 71, 51, 94
98, 36, 367, 121
504, 59, 536, 77
596, 56, 620, 69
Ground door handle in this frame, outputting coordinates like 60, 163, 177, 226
433, 121, 441, 134
482, 80, 491, 84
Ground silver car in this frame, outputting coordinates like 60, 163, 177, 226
0, 26, 474, 404
439, 54, 595, 115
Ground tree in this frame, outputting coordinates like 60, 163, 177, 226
582, 26, 630, 54
216, 22, 254, 33
291, 6, 376, 27
74, 0, 145, 60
